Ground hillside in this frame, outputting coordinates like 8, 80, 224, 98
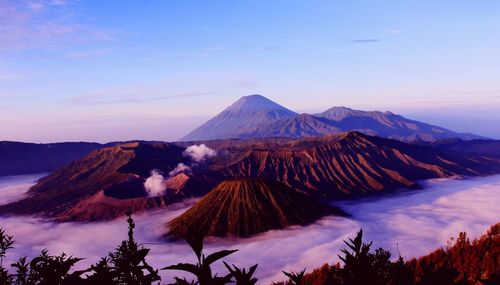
3, 132, 500, 221
167, 179, 339, 238
0, 142, 208, 220
273, 223, 500, 285
0, 141, 102, 176
315, 106, 482, 142
208, 132, 500, 199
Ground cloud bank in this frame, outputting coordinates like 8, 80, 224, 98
0, 174, 499, 284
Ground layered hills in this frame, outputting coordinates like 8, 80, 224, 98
207, 132, 500, 199
167, 179, 339, 238
181, 95, 483, 142
0, 142, 211, 221
2, 132, 500, 221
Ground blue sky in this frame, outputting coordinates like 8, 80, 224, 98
1, 0, 499, 142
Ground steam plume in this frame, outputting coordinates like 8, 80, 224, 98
169, 163, 191, 177
183, 144, 216, 162
143, 170, 167, 198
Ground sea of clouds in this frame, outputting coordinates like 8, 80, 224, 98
0, 174, 499, 284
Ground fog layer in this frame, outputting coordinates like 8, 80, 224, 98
0, 174, 499, 284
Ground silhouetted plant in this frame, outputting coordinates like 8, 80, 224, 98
339, 229, 375, 284
11, 257, 30, 285
162, 234, 235, 285
84, 257, 115, 284
0, 228, 14, 285
91, 212, 161, 285
169, 276, 198, 285
9, 249, 87, 285
223, 261, 258, 285
0, 218, 497, 285
282, 269, 306, 285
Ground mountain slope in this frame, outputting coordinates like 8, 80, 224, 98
181, 95, 483, 142
240, 113, 341, 139
167, 179, 339, 238
315, 106, 482, 142
0, 142, 210, 220
208, 132, 500, 198
181, 94, 297, 141
4, 132, 500, 221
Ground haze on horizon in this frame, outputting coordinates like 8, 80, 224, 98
1, 0, 499, 143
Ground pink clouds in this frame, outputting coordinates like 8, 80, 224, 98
0, 0, 114, 54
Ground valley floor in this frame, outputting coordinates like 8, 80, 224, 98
0, 174, 499, 284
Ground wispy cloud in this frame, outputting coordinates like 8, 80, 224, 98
180, 47, 229, 58
66, 49, 114, 60
442, 89, 500, 95
255, 46, 280, 52
69, 91, 219, 106
0, 73, 22, 81
350, 39, 382, 43
384, 29, 402, 34
0, 0, 115, 55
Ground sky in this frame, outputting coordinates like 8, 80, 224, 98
0, 0, 499, 142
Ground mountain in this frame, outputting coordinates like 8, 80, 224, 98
315, 106, 482, 142
181, 95, 484, 142
167, 179, 339, 238
0, 141, 102, 176
181, 94, 298, 141
240, 113, 341, 139
0, 142, 211, 221
208, 132, 500, 199
422, 138, 500, 158
3, 132, 500, 221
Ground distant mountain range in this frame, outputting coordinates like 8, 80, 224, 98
3, 132, 500, 222
0, 94, 487, 177
0, 141, 102, 176
181, 95, 483, 142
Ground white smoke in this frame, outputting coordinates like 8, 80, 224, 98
143, 170, 167, 198
1, 174, 500, 284
168, 163, 191, 177
164, 144, 217, 177
183, 144, 217, 162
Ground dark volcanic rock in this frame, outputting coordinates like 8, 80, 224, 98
208, 132, 500, 199
3, 132, 500, 221
0, 142, 211, 220
167, 179, 340, 238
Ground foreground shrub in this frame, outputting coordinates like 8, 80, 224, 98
0, 217, 498, 285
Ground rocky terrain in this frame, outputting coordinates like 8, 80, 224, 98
167, 179, 340, 238
1, 132, 499, 221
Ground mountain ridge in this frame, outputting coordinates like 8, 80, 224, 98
181, 94, 298, 141
181, 95, 485, 142
3, 132, 500, 221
